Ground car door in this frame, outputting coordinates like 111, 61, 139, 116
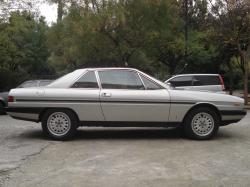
97, 69, 171, 122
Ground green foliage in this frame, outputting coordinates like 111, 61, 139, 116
0, 11, 53, 91
0, 0, 250, 91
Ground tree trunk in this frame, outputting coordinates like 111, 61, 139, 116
244, 59, 249, 105
238, 41, 249, 105
229, 74, 233, 95
57, 0, 63, 22
228, 62, 233, 95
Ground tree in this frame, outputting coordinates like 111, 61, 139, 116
0, 11, 52, 90
0, 0, 41, 20
209, 0, 250, 104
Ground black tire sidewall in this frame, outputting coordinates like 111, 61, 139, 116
184, 107, 219, 140
42, 109, 78, 140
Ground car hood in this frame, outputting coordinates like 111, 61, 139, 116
169, 89, 244, 106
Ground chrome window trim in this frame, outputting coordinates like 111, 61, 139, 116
95, 70, 102, 89
137, 72, 146, 89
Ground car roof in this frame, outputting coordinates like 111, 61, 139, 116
22, 79, 52, 82
80, 67, 138, 71
48, 67, 168, 89
172, 74, 219, 77
68, 68, 138, 75
165, 74, 221, 82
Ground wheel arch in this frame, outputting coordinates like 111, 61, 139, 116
39, 108, 80, 123
182, 103, 221, 123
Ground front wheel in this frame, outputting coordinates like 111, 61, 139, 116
184, 107, 219, 140
42, 109, 78, 140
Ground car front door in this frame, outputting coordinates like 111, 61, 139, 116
97, 69, 171, 122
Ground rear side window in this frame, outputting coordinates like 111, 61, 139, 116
71, 71, 99, 88
140, 75, 162, 90
193, 76, 220, 86
98, 70, 144, 90
169, 76, 192, 87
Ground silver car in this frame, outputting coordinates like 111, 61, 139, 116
165, 74, 225, 93
6, 68, 246, 140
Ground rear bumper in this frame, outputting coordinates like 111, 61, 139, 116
5, 107, 41, 122
220, 110, 247, 126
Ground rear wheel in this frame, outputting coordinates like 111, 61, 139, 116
184, 107, 219, 140
42, 109, 78, 140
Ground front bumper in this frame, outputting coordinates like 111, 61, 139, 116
220, 110, 247, 126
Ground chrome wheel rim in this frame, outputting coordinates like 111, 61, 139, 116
47, 112, 71, 136
191, 112, 214, 136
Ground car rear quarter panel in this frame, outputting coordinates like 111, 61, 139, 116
8, 88, 105, 121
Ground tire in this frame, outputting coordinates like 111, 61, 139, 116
184, 107, 219, 140
41, 109, 78, 140
0, 102, 4, 115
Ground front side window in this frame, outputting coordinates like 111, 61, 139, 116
98, 70, 144, 90
169, 76, 192, 87
71, 71, 99, 88
140, 75, 162, 90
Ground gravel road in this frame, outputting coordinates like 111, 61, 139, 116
1, 112, 250, 187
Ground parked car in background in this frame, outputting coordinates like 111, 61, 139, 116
17, 80, 53, 88
6, 68, 246, 140
165, 74, 225, 93
0, 80, 53, 115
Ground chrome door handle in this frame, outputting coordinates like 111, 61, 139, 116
102, 92, 111, 97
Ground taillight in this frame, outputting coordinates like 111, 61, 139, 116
8, 96, 14, 103
219, 75, 225, 91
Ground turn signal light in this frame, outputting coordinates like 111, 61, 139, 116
8, 96, 14, 103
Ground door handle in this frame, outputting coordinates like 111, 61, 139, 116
102, 92, 112, 97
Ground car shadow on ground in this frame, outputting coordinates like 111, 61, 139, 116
75, 127, 183, 140
19, 127, 236, 141
19, 127, 183, 141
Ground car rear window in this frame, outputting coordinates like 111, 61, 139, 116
193, 76, 220, 86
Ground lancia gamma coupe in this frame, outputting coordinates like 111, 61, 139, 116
6, 68, 246, 140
